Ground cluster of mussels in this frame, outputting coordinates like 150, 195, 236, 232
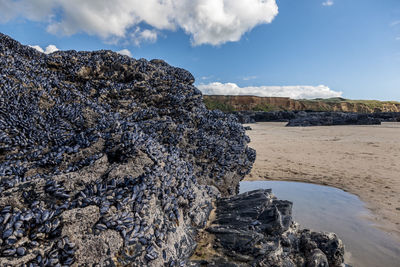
0, 33, 255, 266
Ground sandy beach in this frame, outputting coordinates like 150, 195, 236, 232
244, 122, 400, 240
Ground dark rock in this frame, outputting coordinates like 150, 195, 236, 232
191, 190, 344, 267
231, 110, 400, 126
0, 32, 345, 267
231, 111, 296, 124
370, 112, 400, 122
0, 32, 253, 266
286, 112, 381, 127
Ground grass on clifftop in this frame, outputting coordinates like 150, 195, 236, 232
203, 98, 235, 112
304, 98, 400, 105
203, 98, 274, 112
304, 97, 348, 103
346, 99, 400, 109
251, 104, 274, 112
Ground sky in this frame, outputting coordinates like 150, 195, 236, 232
0, 0, 399, 100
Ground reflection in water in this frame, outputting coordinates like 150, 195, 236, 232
240, 181, 400, 267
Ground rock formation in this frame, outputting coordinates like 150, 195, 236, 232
232, 111, 296, 124
190, 190, 344, 267
0, 33, 344, 266
232, 110, 400, 126
286, 112, 382, 127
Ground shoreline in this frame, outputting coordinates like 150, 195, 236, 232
245, 176, 400, 240
243, 122, 400, 241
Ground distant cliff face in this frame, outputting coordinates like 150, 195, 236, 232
203, 95, 400, 113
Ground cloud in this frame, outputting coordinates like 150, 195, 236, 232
0, 0, 279, 46
0, 0, 55, 22
322, 0, 334, 6
243, 76, 257, 81
390, 20, 400, 27
28, 45, 44, 53
200, 76, 214, 81
116, 49, 132, 57
140, 29, 157, 43
29, 44, 59, 54
130, 27, 158, 46
197, 82, 343, 99
44, 44, 59, 54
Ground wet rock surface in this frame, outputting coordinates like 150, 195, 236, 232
232, 110, 400, 126
0, 33, 344, 266
286, 112, 382, 127
190, 190, 344, 267
232, 111, 296, 124
0, 33, 254, 266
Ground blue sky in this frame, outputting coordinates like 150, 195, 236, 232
0, 0, 399, 100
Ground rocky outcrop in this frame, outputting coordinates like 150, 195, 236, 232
190, 190, 344, 267
0, 32, 254, 266
286, 112, 382, 127
0, 33, 345, 266
232, 111, 400, 126
232, 111, 296, 124
204, 95, 400, 113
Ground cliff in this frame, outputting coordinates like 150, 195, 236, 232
204, 95, 400, 113
0, 33, 344, 266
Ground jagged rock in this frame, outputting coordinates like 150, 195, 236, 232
190, 190, 344, 267
61, 206, 124, 265
0, 32, 345, 267
0, 32, 254, 266
232, 111, 296, 124
286, 112, 381, 127
231, 110, 400, 126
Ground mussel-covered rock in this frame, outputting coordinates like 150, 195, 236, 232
0, 32, 345, 267
0, 32, 253, 266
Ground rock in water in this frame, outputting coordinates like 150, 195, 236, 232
190, 190, 344, 267
0, 32, 344, 266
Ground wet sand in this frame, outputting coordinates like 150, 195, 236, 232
244, 122, 400, 240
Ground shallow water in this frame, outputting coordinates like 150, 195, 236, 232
240, 181, 400, 267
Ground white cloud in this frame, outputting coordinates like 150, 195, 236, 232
29, 45, 44, 53
0, 0, 55, 22
322, 0, 334, 6
0, 0, 279, 46
243, 76, 257, 81
140, 29, 157, 43
29, 44, 59, 54
396, 37, 400, 41
130, 27, 158, 46
201, 76, 214, 80
116, 49, 132, 57
197, 82, 343, 99
44, 44, 59, 54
